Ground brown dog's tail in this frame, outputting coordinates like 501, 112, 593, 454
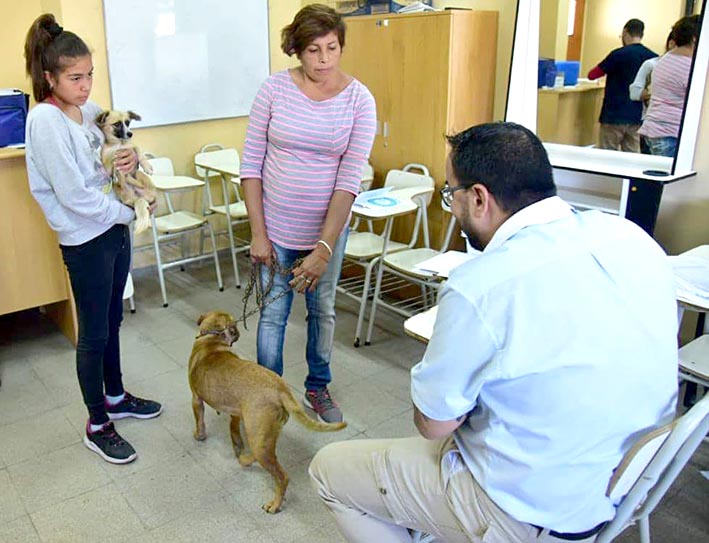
279, 389, 346, 432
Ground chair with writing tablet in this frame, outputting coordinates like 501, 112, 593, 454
144, 155, 223, 307
194, 144, 250, 288
337, 163, 434, 347
364, 199, 458, 345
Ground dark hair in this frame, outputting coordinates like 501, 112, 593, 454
666, 30, 676, 52
671, 14, 701, 48
623, 19, 645, 38
24, 13, 90, 102
446, 122, 556, 214
281, 4, 346, 57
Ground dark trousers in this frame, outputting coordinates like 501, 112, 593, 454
61, 225, 130, 425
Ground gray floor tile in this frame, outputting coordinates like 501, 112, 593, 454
0, 515, 42, 543
113, 451, 222, 529
7, 443, 111, 514
0, 469, 26, 526
30, 484, 146, 543
0, 410, 80, 466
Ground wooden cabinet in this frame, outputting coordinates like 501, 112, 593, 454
0, 149, 77, 344
341, 10, 498, 246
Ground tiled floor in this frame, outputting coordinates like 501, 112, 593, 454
0, 256, 707, 543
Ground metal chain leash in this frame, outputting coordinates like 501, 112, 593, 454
238, 256, 304, 329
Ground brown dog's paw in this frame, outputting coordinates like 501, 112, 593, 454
262, 500, 282, 514
193, 430, 207, 441
238, 453, 256, 466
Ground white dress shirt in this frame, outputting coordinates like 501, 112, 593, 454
411, 197, 678, 533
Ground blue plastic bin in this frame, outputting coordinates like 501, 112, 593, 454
554, 60, 580, 86
538, 58, 557, 88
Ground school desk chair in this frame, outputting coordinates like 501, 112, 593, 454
144, 155, 223, 307
337, 164, 434, 347
194, 144, 250, 288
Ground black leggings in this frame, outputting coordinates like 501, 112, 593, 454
61, 225, 130, 425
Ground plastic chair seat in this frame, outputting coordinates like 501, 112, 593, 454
154, 211, 207, 233
678, 334, 709, 384
345, 232, 408, 259
209, 201, 248, 219
384, 248, 442, 278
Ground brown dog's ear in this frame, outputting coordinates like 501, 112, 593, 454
127, 110, 142, 121
197, 314, 205, 325
95, 110, 110, 125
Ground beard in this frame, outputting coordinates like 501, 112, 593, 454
459, 215, 486, 252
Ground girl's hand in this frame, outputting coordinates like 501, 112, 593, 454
250, 235, 274, 268
290, 250, 330, 293
115, 149, 138, 174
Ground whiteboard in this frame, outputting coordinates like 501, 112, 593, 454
103, 0, 270, 128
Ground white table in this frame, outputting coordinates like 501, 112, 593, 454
404, 305, 437, 344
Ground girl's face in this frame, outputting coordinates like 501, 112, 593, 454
44, 54, 93, 108
298, 31, 342, 81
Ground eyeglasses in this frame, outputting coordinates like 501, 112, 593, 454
439, 182, 469, 206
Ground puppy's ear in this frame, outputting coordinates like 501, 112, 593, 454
95, 110, 110, 125
127, 111, 142, 121
197, 314, 205, 325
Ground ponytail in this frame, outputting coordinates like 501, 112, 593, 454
24, 13, 90, 102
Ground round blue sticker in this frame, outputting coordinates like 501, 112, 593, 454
367, 197, 397, 207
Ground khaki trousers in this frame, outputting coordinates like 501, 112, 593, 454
599, 123, 641, 152
309, 436, 598, 543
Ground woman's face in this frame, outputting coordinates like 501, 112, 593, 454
298, 31, 342, 81
45, 54, 93, 107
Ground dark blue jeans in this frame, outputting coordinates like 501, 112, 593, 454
61, 225, 130, 425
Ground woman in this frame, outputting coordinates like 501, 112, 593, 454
241, 4, 376, 423
638, 15, 701, 157
24, 14, 161, 464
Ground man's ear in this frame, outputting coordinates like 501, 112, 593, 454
469, 184, 491, 216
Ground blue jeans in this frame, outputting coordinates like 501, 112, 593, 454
257, 231, 347, 391
646, 136, 677, 157
61, 224, 130, 425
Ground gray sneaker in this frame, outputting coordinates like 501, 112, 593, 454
304, 388, 343, 423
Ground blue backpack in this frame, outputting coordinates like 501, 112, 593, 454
0, 90, 30, 147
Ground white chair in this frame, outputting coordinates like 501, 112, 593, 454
338, 164, 435, 347
122, 271, 135, 313
194, 144, 250, 288
365, 199, 458, 345
146, 156, 223, 307
594, 391, 709, 543
678, 334, 709, 407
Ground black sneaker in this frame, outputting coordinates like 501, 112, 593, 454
304, 387, 343, 423
84, 422, 137, 464
106, 392, 163, 420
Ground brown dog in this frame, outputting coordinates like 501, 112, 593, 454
188, 311, 346, 513
95, 110, 156, 234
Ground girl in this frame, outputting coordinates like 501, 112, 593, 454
24, 13, 161, 464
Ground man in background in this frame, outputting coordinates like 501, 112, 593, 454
589, 18, 657, 152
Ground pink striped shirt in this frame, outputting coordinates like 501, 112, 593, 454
241, 70, 376, 249
638, 52, 692, 138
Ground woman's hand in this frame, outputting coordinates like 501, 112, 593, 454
290, 250, 330, 293
115, 149, 138, 174
250, 235, 274, 268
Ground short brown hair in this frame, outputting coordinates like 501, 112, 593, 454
281, 4, 346, 57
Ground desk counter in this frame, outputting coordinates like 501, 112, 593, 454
538, 81, 605, 147
0, 148, 77, 343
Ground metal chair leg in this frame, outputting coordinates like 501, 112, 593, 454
206, 222, 224, 292
150, 218, 169, 307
